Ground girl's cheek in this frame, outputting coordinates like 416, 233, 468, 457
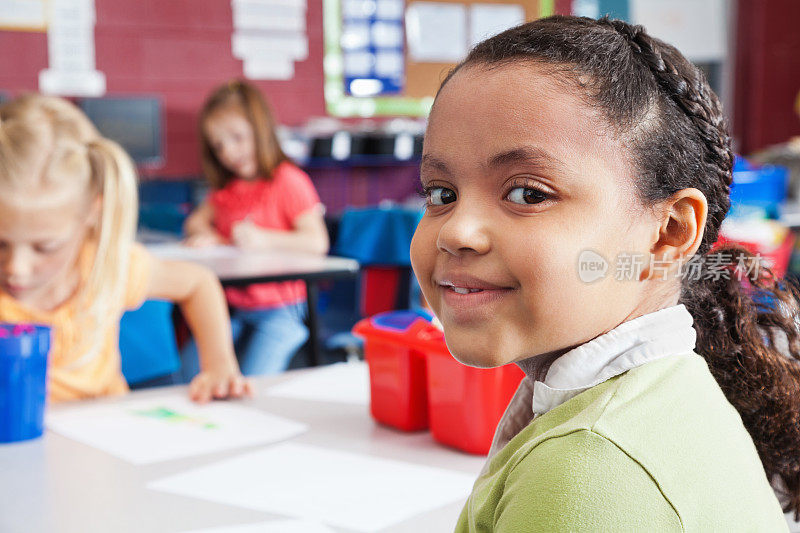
410, 226, 436, 278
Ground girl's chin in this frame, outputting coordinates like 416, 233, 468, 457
445, 339, 514, 369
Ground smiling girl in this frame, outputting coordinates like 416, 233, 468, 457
411, 16, 799, 530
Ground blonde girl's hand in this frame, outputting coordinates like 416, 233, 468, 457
184, 230, 225, 248
188, 366, 254, 403
231, 219, 271, 250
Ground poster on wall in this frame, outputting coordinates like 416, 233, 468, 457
341, 0, 406, 97
231, 0, 308, 81
405, 2, 525, 63
38, 0, 106, 97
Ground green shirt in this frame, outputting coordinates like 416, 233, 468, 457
456, 353, 787, 532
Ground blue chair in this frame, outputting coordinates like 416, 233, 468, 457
119, 300, 182, 388
320, 206, 425, 361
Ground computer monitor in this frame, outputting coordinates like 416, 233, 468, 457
80, 97, 163, 166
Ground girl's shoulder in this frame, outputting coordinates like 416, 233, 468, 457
270, 160, 310, 184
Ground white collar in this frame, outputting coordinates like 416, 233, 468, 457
531, 304, 697, 416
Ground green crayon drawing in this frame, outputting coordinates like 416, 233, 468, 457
131, 407, 218, 430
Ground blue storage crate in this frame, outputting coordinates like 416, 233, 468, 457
730, 157, 789, 213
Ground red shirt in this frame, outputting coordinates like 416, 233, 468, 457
209, 161, 322, 309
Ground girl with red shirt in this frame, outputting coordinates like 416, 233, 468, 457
183, 80, 329, 375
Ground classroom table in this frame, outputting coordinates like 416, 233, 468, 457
0, 367, 485, 533
146, 242, 361, 367
2, 365, 800, 532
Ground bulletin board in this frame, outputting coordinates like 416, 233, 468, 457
405, 0, 545, 98
324, 0, 553, 117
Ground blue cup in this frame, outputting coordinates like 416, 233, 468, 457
0, 324, 51, 443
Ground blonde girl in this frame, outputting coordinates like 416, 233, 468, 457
411, 16, 799, 530
0, 93, 251, 403
182, 80, 328, 375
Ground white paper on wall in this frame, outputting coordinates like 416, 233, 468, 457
231, 0, 308, 81
370, 20, 403, 47
405, 2, 468, 62
232, 32, 308, 61
630, 0, 728, 63
469, 4, 525, 47
376, 0, 405, 20
39, 0, 106, 97
374, 50, 404, 78
343, 51, 374, 77
39, 69, 105, 97
243, 57, 296, 81
0, 0, 47, 30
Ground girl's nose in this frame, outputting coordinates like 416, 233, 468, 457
2, 246, 33, 279
436, 204, 491, 257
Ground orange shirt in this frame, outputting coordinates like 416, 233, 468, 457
0, 242, 152, 403
209, 161, 322, 309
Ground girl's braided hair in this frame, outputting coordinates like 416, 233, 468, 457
441, 15, 800, 515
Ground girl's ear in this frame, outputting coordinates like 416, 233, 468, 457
642, 188, 708, 280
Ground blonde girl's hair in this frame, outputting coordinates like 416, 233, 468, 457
0, 93, 138, 368
199, 79, 288, 189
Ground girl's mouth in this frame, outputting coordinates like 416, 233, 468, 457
436, 277, 516, 322
449, 286, 485, 295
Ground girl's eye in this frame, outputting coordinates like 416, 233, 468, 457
506, 186, 550, 205
35, 242, 64, 254
426, 187, 456, 206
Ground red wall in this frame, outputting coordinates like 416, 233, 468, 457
0, 0, 326, 178
732, 0, 800, 154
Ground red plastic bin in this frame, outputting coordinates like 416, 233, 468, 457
353, 312, 431, 431
408, 322, 525, 455
354, 311, 526, 454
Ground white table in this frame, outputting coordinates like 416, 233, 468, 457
2, 365, 798, 532
146, 242, 361, 367
0, 367, 485, 533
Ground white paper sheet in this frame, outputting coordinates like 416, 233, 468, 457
146, 243, 242, 261
46, 395, 309, 464
182, 520, 335, 533
469, 4, 525, 47
405, 2, 467, 62
149, 442, 476, 532
267, 362, 370, 405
